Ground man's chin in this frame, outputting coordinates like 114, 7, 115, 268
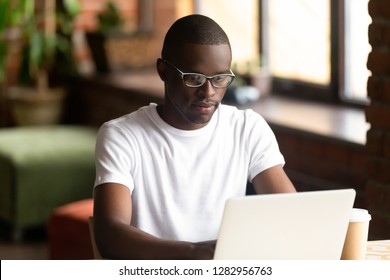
187, 112, 215, 126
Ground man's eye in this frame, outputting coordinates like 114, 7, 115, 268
213, 75, 225, 82
186, 75, 204, 83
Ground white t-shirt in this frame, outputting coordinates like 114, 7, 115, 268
94, 103, 284, 242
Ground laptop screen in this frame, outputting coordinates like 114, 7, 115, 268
214, 189, 356, 260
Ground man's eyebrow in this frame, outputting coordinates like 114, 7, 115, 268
184, 68, 232, 75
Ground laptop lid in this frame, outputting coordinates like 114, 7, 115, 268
213, 189, 356, 260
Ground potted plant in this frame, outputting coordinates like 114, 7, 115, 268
0, 0, 80, 126
85, 1, 156, 73
236, 58, 272, 98
224, 58, 272, 105
85, 1, 124, 73
0, 0, 27, 126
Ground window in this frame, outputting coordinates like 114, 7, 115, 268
195, 0, 260, 68
341, 0, 371, 104
267, 0, 330, 85
261, 0, 371, 105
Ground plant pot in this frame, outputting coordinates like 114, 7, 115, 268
86, 31, 157, 73
241, 68, 272, 98
6, 87, 66, 126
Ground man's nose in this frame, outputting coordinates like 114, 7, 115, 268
198, 79, 215, 98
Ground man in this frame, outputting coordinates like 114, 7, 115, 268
93, 14, 296, 260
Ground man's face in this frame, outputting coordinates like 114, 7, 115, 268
158, 43, 232, 130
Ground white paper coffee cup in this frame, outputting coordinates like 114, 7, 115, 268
341, 208, 371, 260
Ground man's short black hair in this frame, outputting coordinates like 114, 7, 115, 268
161, 14, 231, 60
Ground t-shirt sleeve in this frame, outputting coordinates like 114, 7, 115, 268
94, 123, 135, 192
245, 109, 285, 182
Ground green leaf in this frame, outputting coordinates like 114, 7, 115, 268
45, 34, 57, 59
0, 0, 11, 30
29, 30, 45, 69
9, 0, 34, 26
56, 34, 70, 53
63, 0, 81, 18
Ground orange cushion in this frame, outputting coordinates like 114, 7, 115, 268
47, 199, 94, 259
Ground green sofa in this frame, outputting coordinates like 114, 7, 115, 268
0, 125, 97, 240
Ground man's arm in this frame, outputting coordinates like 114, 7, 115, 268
93, 183, 215, 259
252, 165, 296, 194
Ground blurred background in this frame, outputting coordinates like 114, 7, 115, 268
0, 0, 389, 259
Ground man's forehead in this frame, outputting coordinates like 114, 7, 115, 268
170, 43, 231, 60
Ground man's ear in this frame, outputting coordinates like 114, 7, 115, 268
156, 58, 167, 81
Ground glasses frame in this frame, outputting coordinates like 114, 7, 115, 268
163, 59, 235, 88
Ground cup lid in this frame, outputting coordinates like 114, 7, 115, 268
350, 208, 371, 222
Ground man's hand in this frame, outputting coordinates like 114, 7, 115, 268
191, 240, 216, 259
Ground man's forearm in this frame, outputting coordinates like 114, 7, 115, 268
95, 222, 215, 260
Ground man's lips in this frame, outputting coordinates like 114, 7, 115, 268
191, 102, 216, 113
191, 101, 217, 108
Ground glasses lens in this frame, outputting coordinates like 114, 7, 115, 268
182, 72, 235, 88
211, 75, 234, 88
183, 74, 206, 87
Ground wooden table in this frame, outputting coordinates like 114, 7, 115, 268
366, 240, 390, 260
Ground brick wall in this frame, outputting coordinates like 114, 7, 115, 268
273, 128, 367, 208
72, 0, 140, 74
0, 0, 191, 125
0, 0, 190, 77
73, 0, 192, 74
366, 0, 390, 239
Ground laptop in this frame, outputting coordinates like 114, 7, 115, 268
213, 189, 356, 260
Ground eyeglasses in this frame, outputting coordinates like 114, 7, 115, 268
163, 60, 235, 88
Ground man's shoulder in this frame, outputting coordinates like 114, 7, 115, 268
103, 104, 156, 128
97, 105, 157, 142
